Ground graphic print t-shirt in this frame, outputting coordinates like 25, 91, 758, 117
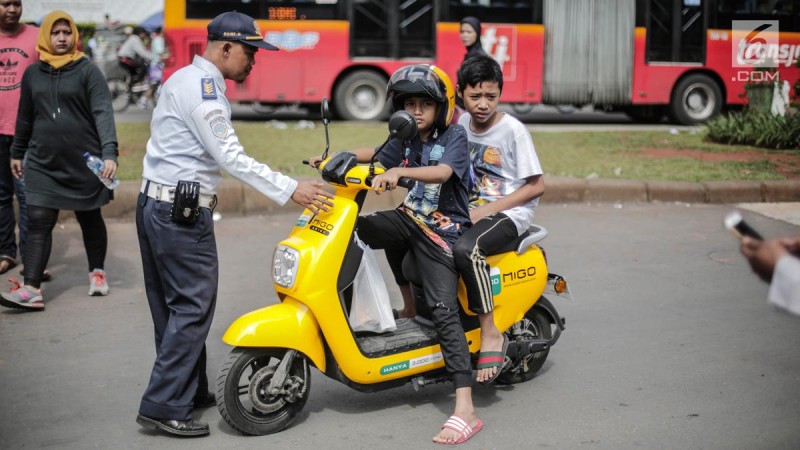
0, 25, 39, 135
458, 113, 543, 235
378, 124, 471, 250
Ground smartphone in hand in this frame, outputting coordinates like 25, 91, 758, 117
724, 210, 764, 241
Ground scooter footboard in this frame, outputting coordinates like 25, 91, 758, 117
222, 297, 326, 371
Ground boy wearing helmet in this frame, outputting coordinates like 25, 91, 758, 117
312, 64, 481, 444
455, 55, 544, 385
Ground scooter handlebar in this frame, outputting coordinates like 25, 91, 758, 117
365, 175, 412, 189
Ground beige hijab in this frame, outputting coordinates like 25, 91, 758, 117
37, 10, 85, 69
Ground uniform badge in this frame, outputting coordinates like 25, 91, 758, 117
209, 116, 229, 139
201, 77, 217, 99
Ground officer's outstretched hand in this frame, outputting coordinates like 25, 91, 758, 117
292, 181, 334, 215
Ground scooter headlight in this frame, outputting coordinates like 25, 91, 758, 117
273, 245, 300, 288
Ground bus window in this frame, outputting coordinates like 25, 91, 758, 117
351, 0, 435, 59
444, 0, 540, 24
647, 0, 705, 63
713, 0, 799, 31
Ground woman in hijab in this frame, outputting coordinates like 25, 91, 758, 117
0, 10, 118, 311
460, 16, 487, 62
456, 16, 488, 112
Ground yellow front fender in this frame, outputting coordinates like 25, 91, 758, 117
222, 297, 326, 371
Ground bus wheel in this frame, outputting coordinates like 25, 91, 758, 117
334, 71, 388, 120
670, 74, 722, 125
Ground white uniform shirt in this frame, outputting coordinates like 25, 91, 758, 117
458, 113, 543, 235
768, 255, 800, 316
142, 55, 297, 205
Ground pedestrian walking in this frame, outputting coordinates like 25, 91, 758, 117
0, 10, 117, 312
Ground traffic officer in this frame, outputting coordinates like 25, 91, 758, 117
135, 11, 334, 437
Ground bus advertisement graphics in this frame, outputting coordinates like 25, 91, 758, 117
481, 25, 516, 81
265, 30, 320, 52
732, 20, 800, 69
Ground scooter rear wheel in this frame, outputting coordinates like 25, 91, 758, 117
497, 307, 552, 385
217, 347, 311, 435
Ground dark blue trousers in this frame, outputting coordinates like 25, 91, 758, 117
136, 193, 217, 420
357, 209, 473, 389
0, 135, 27, 261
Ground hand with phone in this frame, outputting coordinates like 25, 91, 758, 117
727, 210, 800, 315
727, 210, 799, 282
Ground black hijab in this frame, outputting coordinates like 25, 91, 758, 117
460, 16, 487, 62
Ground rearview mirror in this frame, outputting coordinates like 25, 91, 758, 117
320, 98, 330, 122
388, 111, 417, 142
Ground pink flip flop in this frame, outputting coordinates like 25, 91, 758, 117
437, 415, 483, 445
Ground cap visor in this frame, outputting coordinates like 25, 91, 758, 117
242, 39, 279, 51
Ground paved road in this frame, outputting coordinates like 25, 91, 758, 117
1, 203, 799, 449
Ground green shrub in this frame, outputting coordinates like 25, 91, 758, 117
706, 111, 800, 149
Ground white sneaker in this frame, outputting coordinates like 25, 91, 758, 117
88, 269, 109, 296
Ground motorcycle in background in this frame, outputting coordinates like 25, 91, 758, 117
106, 59, 161, 112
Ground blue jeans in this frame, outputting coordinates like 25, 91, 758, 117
0, 135, 26, 261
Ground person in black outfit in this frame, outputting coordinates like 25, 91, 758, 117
0, 10, 117, 311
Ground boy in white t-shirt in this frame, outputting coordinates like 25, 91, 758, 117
455, 54, 544, 384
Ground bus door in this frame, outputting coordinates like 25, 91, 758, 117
349, 0, 436, 59
542, 0, 635, 105
647, 0, 706, 63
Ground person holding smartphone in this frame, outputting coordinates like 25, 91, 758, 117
737, 224, 800, 317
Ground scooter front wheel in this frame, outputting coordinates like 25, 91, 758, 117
217, 347, 311, 435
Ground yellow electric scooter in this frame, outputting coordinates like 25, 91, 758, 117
216, 101, 571, 436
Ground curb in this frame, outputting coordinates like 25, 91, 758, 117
101, 177, 800, 220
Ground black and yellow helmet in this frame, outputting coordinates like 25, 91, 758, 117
386, 64, 455, 134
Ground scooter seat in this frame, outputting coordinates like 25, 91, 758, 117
401, 228, 536, 286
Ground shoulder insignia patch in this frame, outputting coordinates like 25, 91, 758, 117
209, 116, 229, 139
201, 77, 217, 99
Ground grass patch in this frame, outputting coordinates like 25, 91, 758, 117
116, 121, 794, 182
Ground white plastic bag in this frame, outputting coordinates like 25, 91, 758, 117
349, 235, 397, 333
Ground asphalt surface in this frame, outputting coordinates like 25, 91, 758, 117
1, 202, 799, 449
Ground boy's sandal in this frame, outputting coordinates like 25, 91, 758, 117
476, 334, 509, 385
437, 415, 483, 445
0, 256, 17, 275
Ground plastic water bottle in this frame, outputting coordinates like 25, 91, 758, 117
84, 152, 119, 189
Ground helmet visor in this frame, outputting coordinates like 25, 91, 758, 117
387, 65, 446, 103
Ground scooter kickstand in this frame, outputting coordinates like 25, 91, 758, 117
267, 349, 297, 396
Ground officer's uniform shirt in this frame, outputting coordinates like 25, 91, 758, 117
142, 55, 297, 204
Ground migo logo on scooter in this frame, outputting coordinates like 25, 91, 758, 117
490, 265, 538, 293
309, 218, 335, 236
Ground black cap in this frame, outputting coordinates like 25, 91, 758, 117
207, 11, 278, 51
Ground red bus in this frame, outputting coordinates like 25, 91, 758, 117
163, 0, 800, 124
